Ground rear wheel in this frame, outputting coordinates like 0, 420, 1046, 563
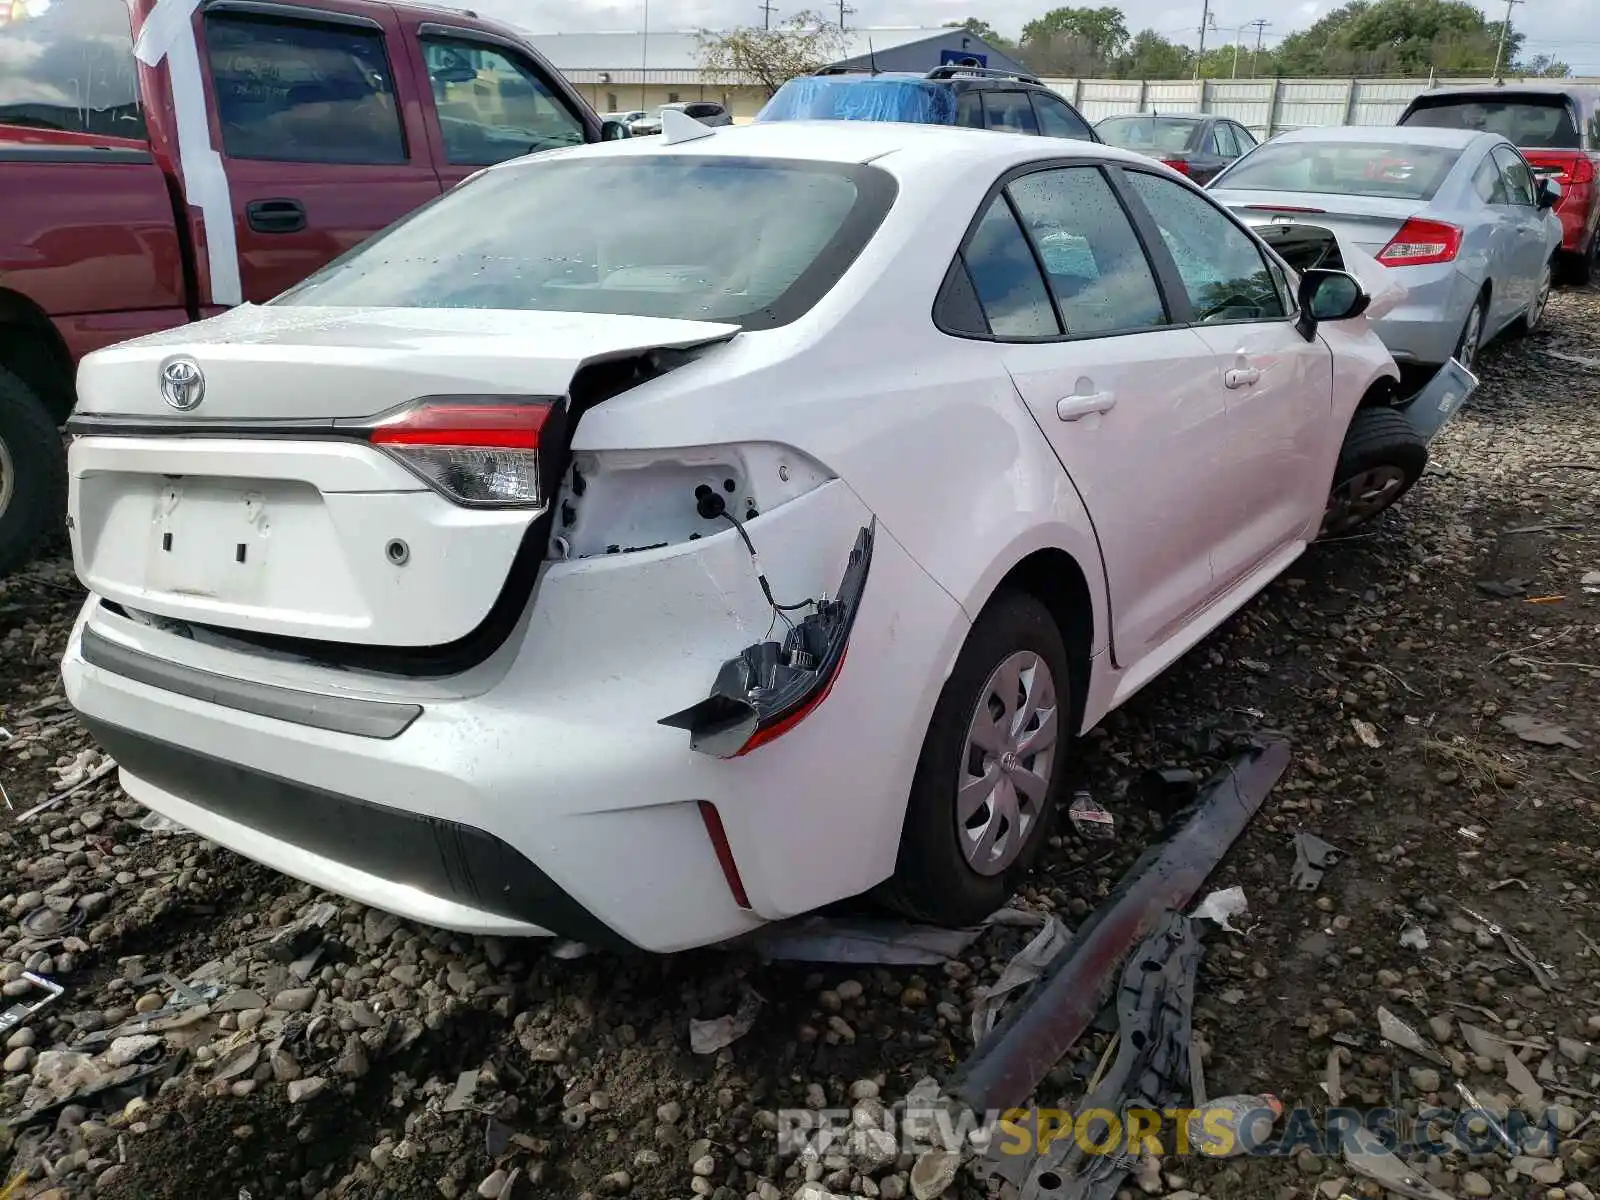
1517, 256, 1555, 334
1318, 408, 1429, 539
879, 589, 1070, 927
1453, 293, 1487, 372
1565, 235, 1595, 286
0, 367, 67, 578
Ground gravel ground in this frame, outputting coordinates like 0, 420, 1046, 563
1, 290, 1598, 1200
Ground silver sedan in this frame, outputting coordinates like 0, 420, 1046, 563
1208, 125, 1564, 379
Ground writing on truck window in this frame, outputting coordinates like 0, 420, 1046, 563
0, 0, 146, 139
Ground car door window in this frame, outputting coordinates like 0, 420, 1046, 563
1473, 153, 1508, 203
1493, 146, 1537, 206
983, 91, 1040, 135
959, 195, 1059, 337
955, 92, 984, 128
1031, 92, 1093, 141
422, 37, 584, 165
1007, 168, 1168, 335
1212, 123, 1239, 157
204, 14, 406, 164
1124, 169, 1287, 323
1232, 123, 1258, 151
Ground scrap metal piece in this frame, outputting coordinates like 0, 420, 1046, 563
984, 910, 1202, 1199
950, 738, 1289, 1115
1454, 1082, 1515, 1154
1342, 1126, 1453, 1200
0, 974, 64, 1041
1377, 1007, 1449, 1068
1290, 832, 1343, 892
1397, 355, 1477, 445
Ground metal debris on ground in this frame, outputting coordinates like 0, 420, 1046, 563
0, 974, 64, 1041
984, 910, 1202, 1199
1377, 1006, 1449, 1067
136, 810, 189, 836
968, 917, 1073, 1045
688, 985, 763, 1054
1502, 1048, 1544, 1103
1459, 906, 1560, 989
1290, 832, 1343, 892
1066, 790, 1115, 839
752, 916, 987, 966
1350, 718, 1383, 748
1133, 766, 1200, 818
1183, 1094, 1282, 1159
1454, 1082, 1516, 1153
1191, 886, 1249, 933
1341, 1125, 1453, 1200
549, 940, 590, 960
1499, 713, 1584, 749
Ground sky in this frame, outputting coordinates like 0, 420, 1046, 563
480, 0, 1600, 73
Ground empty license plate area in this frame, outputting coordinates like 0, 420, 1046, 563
146, 478, 310, 602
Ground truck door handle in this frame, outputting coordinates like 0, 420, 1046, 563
1056, 391, 1117, 421
246, 198, 307, 234
1224, 367, 1261, 389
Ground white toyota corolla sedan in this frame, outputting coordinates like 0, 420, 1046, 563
62, 113, 1440, 953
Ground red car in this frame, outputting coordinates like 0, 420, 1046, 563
1399, 84, 1600, 283
0, 0, 627, 576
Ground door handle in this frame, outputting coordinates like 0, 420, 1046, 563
1224, 367, 1261, 389
1056, 391, 1117, 421
246, 198, 307, 234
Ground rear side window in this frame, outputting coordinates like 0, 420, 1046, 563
1473, 154, 1508, 204
205, 15, 406, 164
1031, 93, 1092, 141
0, 0, 145, 139
1494, 145, 1537, 205
1233, 124, 1258, 150
961, 196, 1058, 337
1403, 96, 1582, 149
1212, 123, 1239, 157
1007, 168, 1167, 335
983, 91, 1040, 136
955, 92, 983, 128
275, 157, 894, 330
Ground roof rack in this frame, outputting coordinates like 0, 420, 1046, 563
813, 65, 879, 75
924, 64, 1042, 85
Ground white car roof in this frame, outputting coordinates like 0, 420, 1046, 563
491, 119, 1163, 180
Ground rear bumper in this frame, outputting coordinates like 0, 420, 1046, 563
1369, 265, 1477, 367
61, 479, 970, 953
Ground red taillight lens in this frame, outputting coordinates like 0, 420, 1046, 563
1377, 218, 1462, 267
1160, 157, 1193, 176
369, 400, 553, 507
1525, 151, 1596, 185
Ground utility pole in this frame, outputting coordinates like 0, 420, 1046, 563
1231, 31, 1242, 78
1193, 0, 1213, 80
837, 0, 854, 30
758, 0, 775, 28
1492, 0, 1522, 80
1247, 19, 1270, 77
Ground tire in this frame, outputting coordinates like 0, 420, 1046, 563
1453, 292, 1488, 372
878, 589, 1071, 927
1317, 407, 1429, 540
1565, 238, 1594, 287
1516, 256, 1555, 335
0, 367, 68, 578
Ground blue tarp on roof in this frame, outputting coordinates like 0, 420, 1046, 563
756, 76, 958, 126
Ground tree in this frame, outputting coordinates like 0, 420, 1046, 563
1273, 0, 1514, 77
1514, 52, 1571, 78
1018, 6, 1129, 75
1114, 30, 1191, 79
696, 11, 849, 97
945, 17, 1004, 43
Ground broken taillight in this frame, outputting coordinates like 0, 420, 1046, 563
1377, 218, 1462, 267
1160, 157, 1193, 176
368, 399, 554, 507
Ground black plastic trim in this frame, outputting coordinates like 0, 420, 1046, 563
77, 714, 631, 949
0, 145, 153, 165
201, 0, 383, 30
81, 625, 421, 739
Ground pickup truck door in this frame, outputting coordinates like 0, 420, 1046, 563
197, 1, 444, 303
400, 22, 598, 191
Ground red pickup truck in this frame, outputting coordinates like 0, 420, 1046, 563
0, 0, 627, 575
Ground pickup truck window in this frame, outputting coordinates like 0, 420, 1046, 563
0, 0, 144, 139
422, 37, 585, 165
204, 13, 406, 164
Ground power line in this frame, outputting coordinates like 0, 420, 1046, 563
837, 0, 854, 29
1194, 0, 1215, 78
1247, 19, 1271, 77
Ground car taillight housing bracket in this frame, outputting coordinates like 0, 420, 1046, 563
659, 522, 874, 757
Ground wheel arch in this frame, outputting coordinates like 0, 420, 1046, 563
0, 288, 76, 425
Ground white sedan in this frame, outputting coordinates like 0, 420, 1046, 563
62, 112, 1439, 953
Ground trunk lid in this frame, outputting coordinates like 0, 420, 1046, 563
1214, 190, 1428, 259
70, 307, 737, 649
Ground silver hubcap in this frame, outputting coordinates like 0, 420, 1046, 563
958, 650, 1059, 876
1457, 304, 1483, 370
1530, 265, 1552, 328
1321, 465, 1408, 536
0, 437, 13, 521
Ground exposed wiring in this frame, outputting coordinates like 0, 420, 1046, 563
693, 483, 815, 628
720, 511, 814, 613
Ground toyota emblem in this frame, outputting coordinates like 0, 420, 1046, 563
160, 357, 205, 411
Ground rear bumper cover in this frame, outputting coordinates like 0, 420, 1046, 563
61, 479, 971, 952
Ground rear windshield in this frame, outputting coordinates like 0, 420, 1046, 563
1214, 141, 1462, 200
1402, 96, 1581, 149
275, 156, 896, 329
1095, 116, 1203, 154
757, 76, 956, 126
0, 0, 144, 139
